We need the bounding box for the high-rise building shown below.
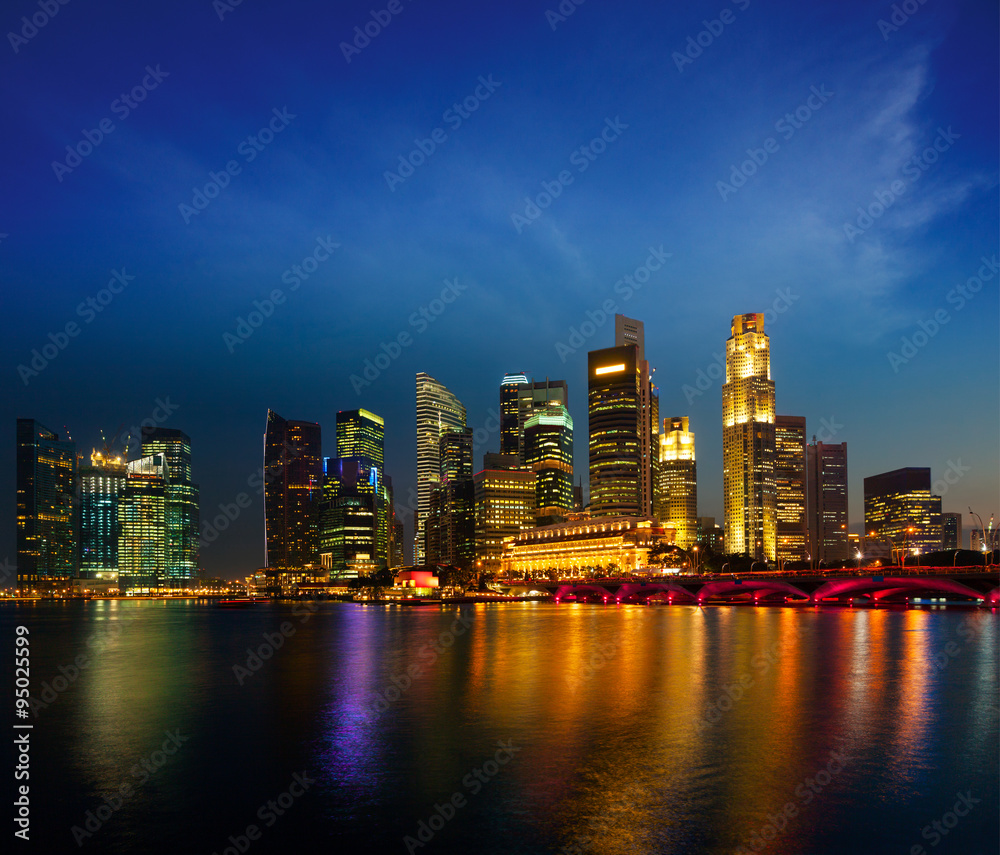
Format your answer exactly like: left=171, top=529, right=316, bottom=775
left=775, top=416, right=808, bottom=562
left=941, top=511, right=962, bottom=551
left=425, top=428, right=475, bottom=569
left=391, top=519, right=405, bottom=567
left=864, top=467, right=942, bottom=556
left=657, top=417, right=698, bottom=549
left=416, top=373, right=467, bottom=563
left=807, top=440, right=849, bottom=564
left=524, top=404, right=574, bottom=525
left=722, top=313, right=776, bottom=560
left=141, top=428, right=200, bottom=586
left=118, top=454, right=169, bottom=591
left=336, top=409, right=384, bottom=468
left=319, top=456, right=378, bottom=580
left=79, top=449, right=127, bottom=575
left=588, top=345, right=641, bottom=517
left=263, top=410, right=323, bottom=568
left=474, top=465, right=536, bottom=575
left=498, top=373, right=569, bottom=464
left=614, top=315, right=658, bottom=515
left=16, top=419, right=77, bottom=590
left=698, top=516, right=725, bottom=553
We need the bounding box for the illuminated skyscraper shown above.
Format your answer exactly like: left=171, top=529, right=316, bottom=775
left=118, top=454, right=168, bottom=591
left=336, top=409, right=384, bottom=468
left=588, top=345, right=641, bottom=517
left=775, top=416, right=808, bottom=562
left=142, top=428, right=200, bottom=586
left=263, top=410, right=323, bottom=568
left=474, top=466, right=536, bottom=574
left=722, top=313, right=776, bottom=560
left=498, top=373, right=568, bottom=464
left=807, top=440, right=849, bottom=563
left=524, top=404, right=574, bottom=525
left=319, top=457, right=377, bottom=580
left=864, top=467, right=941, bottom=555
left=79, top=449, right=127, bottom=575
left=15, top=419, right=77, bottom=590
left=614, top=315, right=658, bottom=515
left=426, top=428, right=475, bottom=569
left=657, top=417, right=698, bottom=549
left=415, top=373, right=467, bottom=562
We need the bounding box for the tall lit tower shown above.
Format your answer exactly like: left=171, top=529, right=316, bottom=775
left=588, top=345, right=641, bottom=517
left=722, top=313, right=776, bottom=560
left=657, top=417, right=697, bottom=549
left=524, top=404, right=574, bottom=524
left=416, top=373, right=467, bottom=563
left=808, top=439, right=849, bottom=563
left=142, top=428, right=200, bottom=586
left=774, top=416, right=808, bottom=562
left=15, top=419, right=77, bottom=591
left=499, top=373, right=528, bottom=457
left=118, top=453, right=169, bottom=590
left=615, top=315, right=658, bottom=515
left=79, top=448, right=127, bottom=575
left=263, top=410, right=323, bottom=568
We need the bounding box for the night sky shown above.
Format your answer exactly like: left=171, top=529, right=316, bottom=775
left=2, top=0, right=997, bottom=579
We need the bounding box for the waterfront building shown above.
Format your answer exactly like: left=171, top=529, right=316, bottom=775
left=775, top=416, right=808, bottom=562
left=524, top=404, right=574, bottom=525
left=656, top=417, right=698, bottom=549
left=941, top=511, right=962, bottom=551
left=263, top=410, right=323, bottom=568
left=118, top=454, right=169, bottom=591
left=807, top=439, right=849, bottom=563
left=79, top=449, right=127, bottom=576
left=425, top=427, right=475, bottom=569
left=474, top=465, right=536, bottom=575
left=614, top=315, right=658, bottom=516
left=722, top=313, right=776, bottom=560
left=864, top=467, right=942, bottom=556
left=499, top=373, right=568, bottom=464
left=15, top=419, right=77, bottom=591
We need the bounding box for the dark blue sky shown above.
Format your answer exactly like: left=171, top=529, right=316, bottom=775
left=2, top=0, right=997, bottom=577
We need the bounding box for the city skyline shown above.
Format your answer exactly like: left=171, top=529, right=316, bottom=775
left=2, top=0, right=997, bottom=579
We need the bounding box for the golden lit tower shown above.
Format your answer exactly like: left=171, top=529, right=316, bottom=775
left=657, top=417, right=698, bottom=549
left=722, top=313, right=776, bottom=561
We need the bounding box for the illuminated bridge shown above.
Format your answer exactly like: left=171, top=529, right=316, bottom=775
left=500, top=568, right=999, bottom=607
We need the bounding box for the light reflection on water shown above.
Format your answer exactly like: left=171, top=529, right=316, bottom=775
left=5, top=600, right=997, bottom=854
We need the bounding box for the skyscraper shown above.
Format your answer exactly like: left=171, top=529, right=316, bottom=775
left=524, top=404, right=574, bottom=525
left=334, top=408, right=389, bottom=566
left=614, top=315, right=658, bottom=515
left=142, top=427, right=200, bottom=586
left=657, top=417, right=698, bottom=549
left=474, top=465, right=536, bottom=575
left=15, top=419, right=77, bottom=591
left=425, top=427, right=475, bottom=569
left=722, top=313, right=776, bottom=561
left=775, top=416, right=808, bottom=562
left=498, top=373, right=568, bottom=464
left=319, top=456, right=378, bottom=579
left=415, top=373, right=467, bottom=563
left=263, top=410, right=323, bottom=568
left=118, top=454, right=168, bottom=591
left=864, top=467, right=942, bottom=556
left=588, top=345, right=641, bottom=517
left=807, top=439, right=849, bottom=563
left=79, top=448, right=127, bottom=575
left=941, top=511, right=962, bottom=551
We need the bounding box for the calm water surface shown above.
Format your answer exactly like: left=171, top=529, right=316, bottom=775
left=3, top=601, right=997, bottom=854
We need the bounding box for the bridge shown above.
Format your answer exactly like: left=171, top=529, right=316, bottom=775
left=497, top=567, right=999, bottom=607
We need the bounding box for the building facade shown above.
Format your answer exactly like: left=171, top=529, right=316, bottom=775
left=79, top=449, right=127, bottom=576
left=425, top=428, right=475, bottom=569
left=774, top=416, right=808, bottom=562
left=614, top=315, right=658, bottom=516
left=806, top=440, right=849, bottom=564
left=474, top=465, right=536, bottom=575
left=941, top=511, right=962, bottom=551
left=722, top=313, right=776, bottom=561
left=415, top=373, right=467, bottom=563
left=524, top=404, right=574, bottom=525
left=656, top=417, right=698, bottom=549
left=118, top=454, right=169, bottom=590
left=864, top=467, right=942, bottom=557
left=15, top=419, right=77, bottom=590
left=263, top=410, right=323, bottom=568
